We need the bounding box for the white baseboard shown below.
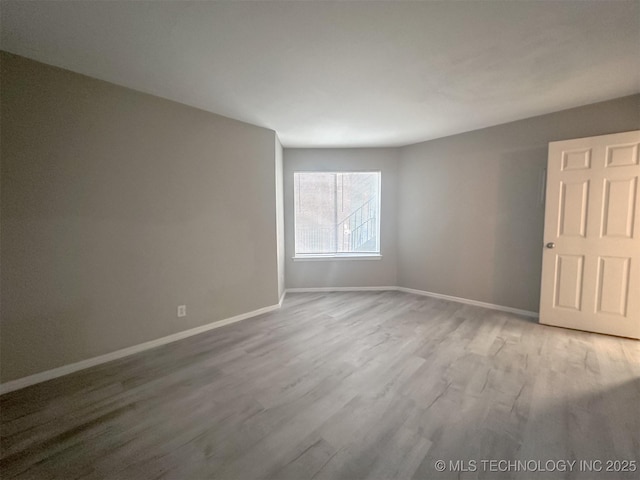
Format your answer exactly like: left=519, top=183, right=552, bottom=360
left=285, top=286, right=397, bottom=293
left=394, top=287, right=539, bottom=318
left=0, top=301, right=282, bottom=395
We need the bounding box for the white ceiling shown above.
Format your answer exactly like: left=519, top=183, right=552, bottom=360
left=2, top=1, right=639, bottom=147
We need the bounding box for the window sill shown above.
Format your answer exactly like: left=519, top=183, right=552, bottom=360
left=292, top=254, right=382, bottom=262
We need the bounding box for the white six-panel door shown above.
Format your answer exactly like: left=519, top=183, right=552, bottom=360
left=540, top=130, right=640, bottom=339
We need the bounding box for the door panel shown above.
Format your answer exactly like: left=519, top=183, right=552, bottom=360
left=540, top=130, right=640, bottom=339
left=562, top=148, right=592, bottom=170
left=595, top=256, right=630, bottom=316
left=553, top=255, right=584, bottom=311
left=606, top=143, right=639, bottom=167
left=601, top=177, right=636, bottom=238
left=558, top=180, right=589, bottom=237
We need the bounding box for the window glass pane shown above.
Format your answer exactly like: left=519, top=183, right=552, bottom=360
left=295, top=172, right=336, bottom=254
left=294, top=171, right=380, bottom=255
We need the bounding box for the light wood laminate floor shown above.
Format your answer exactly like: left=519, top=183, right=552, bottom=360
left=1, top=291, right=639, bottom=479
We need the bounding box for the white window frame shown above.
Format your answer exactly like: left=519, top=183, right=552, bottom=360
left=292, top=170, right=382, bottom=261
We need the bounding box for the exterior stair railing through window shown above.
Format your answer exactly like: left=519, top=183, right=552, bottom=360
left=336, top=196, right=377, bottom=252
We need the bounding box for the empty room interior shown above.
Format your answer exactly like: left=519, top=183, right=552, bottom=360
left=1, top=1, right=640, bottom=479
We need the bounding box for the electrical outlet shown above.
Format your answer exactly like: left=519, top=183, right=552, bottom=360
left=177, top=305, right=187, bottom=317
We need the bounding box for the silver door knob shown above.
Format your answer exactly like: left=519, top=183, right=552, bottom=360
left=546, top=242, right=555, bottom=249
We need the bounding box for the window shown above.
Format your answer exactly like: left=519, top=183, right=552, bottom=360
left=294, top=171, right=381, bottom=258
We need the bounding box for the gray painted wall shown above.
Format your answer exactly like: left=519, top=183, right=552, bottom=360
left=398, top=95, right=640, bottom=312
left=284, top=148, right=399, bottom=288
left=0, top=53, right=280, bottom=382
